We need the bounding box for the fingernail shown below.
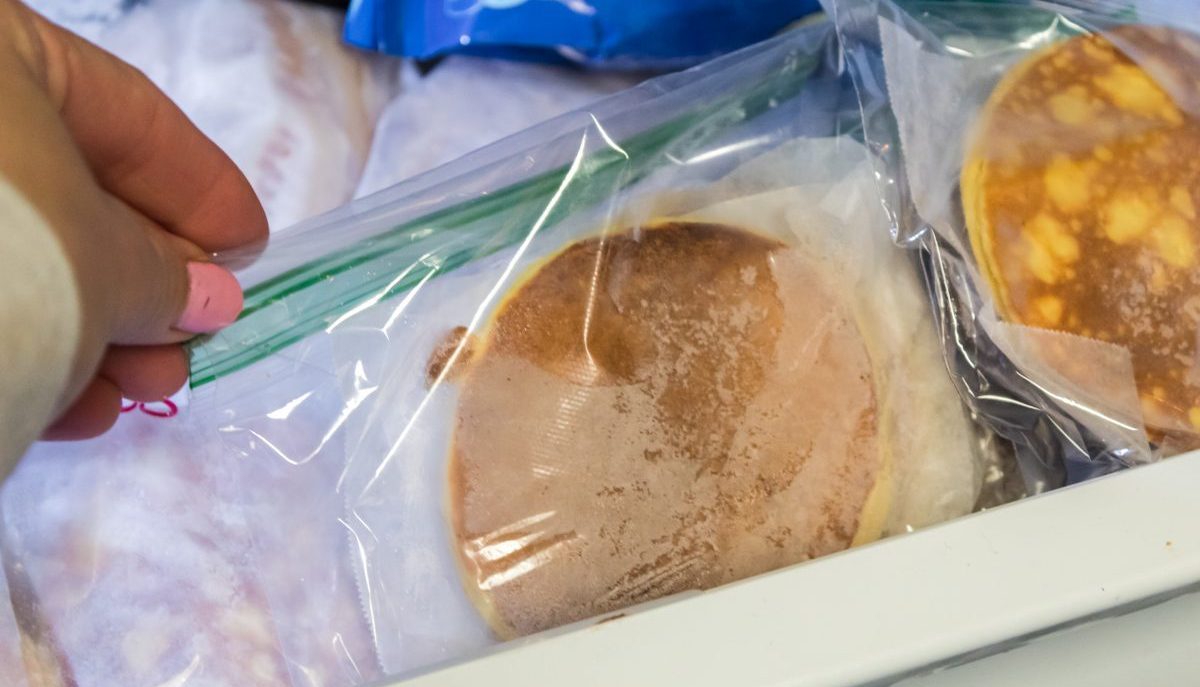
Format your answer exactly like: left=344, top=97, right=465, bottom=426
left=177, top=262, right=243, bottom=333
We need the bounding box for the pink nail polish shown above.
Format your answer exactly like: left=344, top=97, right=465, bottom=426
left=177, top=262, right=244, bottom=333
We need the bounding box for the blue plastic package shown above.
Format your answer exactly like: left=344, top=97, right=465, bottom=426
left=344, top=0, right=822, bottom=68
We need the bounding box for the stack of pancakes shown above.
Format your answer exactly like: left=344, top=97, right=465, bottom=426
left=962, top=25, right=1200, bottom=451
left=446, top=222, right=896, bottom=638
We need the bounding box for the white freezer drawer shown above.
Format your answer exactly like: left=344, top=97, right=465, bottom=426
left=382, top=451, right=1200, bottom=686
left=897, top=590, right=1200, bottom=686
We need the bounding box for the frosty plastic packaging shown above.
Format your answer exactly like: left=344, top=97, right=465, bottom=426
left=824, top=0, right=1200, bottom=490
left=191, top=20, right=993, bottom=680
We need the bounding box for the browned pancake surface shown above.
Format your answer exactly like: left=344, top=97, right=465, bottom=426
left=964, top=26, right=1200, bottom=446
left=449, top=222, right=881, bottom=638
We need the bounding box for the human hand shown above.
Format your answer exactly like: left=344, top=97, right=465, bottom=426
left=0, top=0, right=268, bottom=439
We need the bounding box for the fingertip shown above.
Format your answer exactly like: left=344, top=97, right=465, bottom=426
left=177, top=262, right=244, bottom=334
left=99, top=345, right=188, bottom=402
left=215, top=168, right=269, bottom=249
left=41, top=376, right=122, bottom=441
left=185, top=162, right=270, bottom=253
left=242, top=181, right=270, bottom=246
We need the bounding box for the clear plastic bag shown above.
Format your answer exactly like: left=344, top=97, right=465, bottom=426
left=354, top=57, right=640, bottom=198
left=192, top=21, right=991, bottom=681
left=823, top=0, right=1200, bottom=490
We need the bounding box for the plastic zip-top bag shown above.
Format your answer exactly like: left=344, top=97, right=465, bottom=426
left=823, top=0, right=1200, bottom=491
left=190, top=21, right=992, bottom=681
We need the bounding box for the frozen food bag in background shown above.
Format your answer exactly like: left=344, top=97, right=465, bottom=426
left=2, top=417, right=287, bottom=687
left=821, top=0, right=1200, bottom=489
left=191, top=21, right=990, bottom=681
left=1, top=408, right=380, bottom=687
left=27, top=0, right=400, bottom=229
left=355, top=58, right=641, bottom=197
left=345, top=0, right=821, bottom=68
left=0, top=549, right=29, bottom=687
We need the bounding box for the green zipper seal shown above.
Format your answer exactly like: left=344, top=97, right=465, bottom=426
left=188, top=48, right=822, bottom=388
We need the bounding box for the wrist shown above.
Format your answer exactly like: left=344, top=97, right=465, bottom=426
left=0, top=176, right=81, bottom=467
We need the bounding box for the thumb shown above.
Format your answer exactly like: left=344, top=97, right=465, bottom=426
left=104, top=199, right=244, bottom=345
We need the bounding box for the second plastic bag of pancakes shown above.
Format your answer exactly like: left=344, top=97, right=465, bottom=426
left=431, top=139, right=983, bottom=639
left=962, top=24, right=1200, bottom=454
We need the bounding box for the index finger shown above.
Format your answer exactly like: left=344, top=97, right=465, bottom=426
left=25, top=8, right=268, bottom=252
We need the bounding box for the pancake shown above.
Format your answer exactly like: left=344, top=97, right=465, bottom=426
left=447, top=221, right=885, bottom=638
left=963, top=25, right=1200, bottom=450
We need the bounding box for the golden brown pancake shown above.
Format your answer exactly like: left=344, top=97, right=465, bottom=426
left=963, top=25, right=1200, bottom=450
left=447, top=222, right=883, bottom=638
